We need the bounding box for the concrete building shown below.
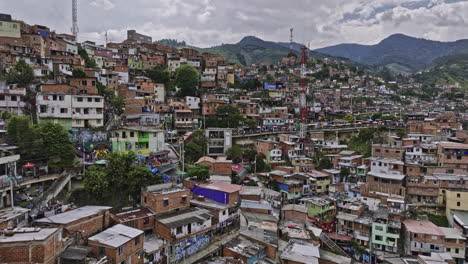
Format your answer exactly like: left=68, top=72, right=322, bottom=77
left=0, top=87, right=26, bottom=115
left=403, top=219, right=445, bottom=256
left=0, top=13, right=21, bottom=38
left=34, top=205, right=112, bottom=238
left=0, top=145, right=20, bottom=209
left=206, top=128, right=232, bottom=157
left=88, top=224, right=144, bottom=264
left=141, top=183, right=191, bottom=216
left=127, top=29, right=152, bottom=44
left=111, top=126, right=165, bottom=154
left=0, top=227, right=67, bottom=263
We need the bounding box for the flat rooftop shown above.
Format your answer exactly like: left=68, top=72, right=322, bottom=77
left=35, top=206, right=111, bottom=224
left=155, top=207, right=213, bottom=229
left=280, top=239, right=320, bottom=264
left=88, top=224, right=143, bottom=248
left=0, top=227, right=59, bottom=243
left=111, top=207, right=155, bottom=223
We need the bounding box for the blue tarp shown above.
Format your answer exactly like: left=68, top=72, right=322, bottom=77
left=190, top=185, right=229, bottom=204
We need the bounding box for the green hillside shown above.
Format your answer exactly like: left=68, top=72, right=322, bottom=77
left=415, top=53, right=468, bottom=89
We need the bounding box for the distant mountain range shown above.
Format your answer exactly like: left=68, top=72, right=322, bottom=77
left=155, top=36, right=328, bottom=66
left=314, top=34, right=468, bottom=72
left=156, top=34, right=468, bottom=77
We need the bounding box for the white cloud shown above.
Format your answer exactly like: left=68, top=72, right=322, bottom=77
left=0, top=0, right=466, bottom=49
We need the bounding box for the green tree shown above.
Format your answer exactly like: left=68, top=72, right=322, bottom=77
left=216, top=105, right=244, bottom=128
left=175, top=65, right=199, bottom=97
left=243, top=149, right=257, bottom=161
left=7, top=59, right=34, bottom=87
left=83, top=152, right=162, bottom=206
left=83, top=166, right=109, bottom=196
left=340, top=166, right=351, bottom=180
left=226, top=145, right=243, bottom=163
left=343, top=113, right=355, bottom=123
left=187, top=164, right=210, bottom=181
left=78, top=47, right=97, bottom=68
left=244, top=119, right=257, bottom=129
left=255, top=157, right=269, bottom=173
left=7, top=117, right=75, bottom=168
left=36, top=122, right=75, bottom=169
left=72, top=68, right=87, bottom=78
left=184, top=130, right=207, bottom=164
left=144, top=65, right=170, bottom=85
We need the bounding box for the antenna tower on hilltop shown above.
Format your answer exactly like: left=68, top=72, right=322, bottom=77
left=71, top=0, right=79, bottom=40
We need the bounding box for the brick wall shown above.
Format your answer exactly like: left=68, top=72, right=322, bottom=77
left=222, top=247, right=248, bottom=263
left=38, top=210, right=110, bottom=239
left=89, top=233, right=144, bottom=264
left=141, top=189, right=191, bottom=216
left=282, top=210, right=307, bottom=222
left=0, top=229, right=63, bottom=263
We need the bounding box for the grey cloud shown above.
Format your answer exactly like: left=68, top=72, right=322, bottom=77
left=0, top=0, right=466, bottom=49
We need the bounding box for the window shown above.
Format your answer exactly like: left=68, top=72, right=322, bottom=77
left=135, top=236, right=140, bottom=245
left=176, top=226, right=183, bottom=234
left=181, top=196, right=187, bottom=203
left=375, top=235, right=383, bottom=241
left=81, top=80, right=87, bottom=86
left=95, top=98, right=101, bottom=102
left=59, top=95, right=64, bottom=101
left=457, top=202, right=461, bottom=207
left=88, top=98, right=92, bottom=102
left=446, top=248, right=451, bottom=252
left=99, top=246, right=105, bottom=256
left=118, top=246, right=124, bottom=255
left=60, top=108, right=68, bottom=113
left=77, top=97, right=83, bottom=102
left=163, top=199, right=169, bottom=207
left=375, top=226, right=384, bottom=231
left=457, top=193, right=461, bottom=198
left=122, top=132, right=127, bottom=138
left=432, top=235, right=437, bottom=240
left=0, top=95, right=4, bottom=101
left=130, top=132, right=135, bottom=137
left=430, top=244, right=435, bottom=250
left=143, top=217, right=149, bottom=224
left=10, top=95, right=17, bottom=101
left=455, top=249, right=459, bottom=254
left=413, top=233, right=418, bottom=238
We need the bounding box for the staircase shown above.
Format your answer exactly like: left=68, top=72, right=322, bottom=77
left=319, top=232, right=350, bottom=257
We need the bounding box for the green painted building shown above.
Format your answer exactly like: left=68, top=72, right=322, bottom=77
left=111, top=126, right=165, bottom=155
left=304, top=197, right=335, bottom=220
left=371, top=221, right=400, bottom=254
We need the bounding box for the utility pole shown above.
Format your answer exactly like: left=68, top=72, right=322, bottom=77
left=105, top=31, right=108, bottom=46
left=82, top=138, right=86, bottom=177
left=7, top=162, right=15, bottom=209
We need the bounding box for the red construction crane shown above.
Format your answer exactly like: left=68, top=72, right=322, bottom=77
left=299, top=45, right=308, bottom=138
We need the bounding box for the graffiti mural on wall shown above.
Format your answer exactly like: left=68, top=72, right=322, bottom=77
left=71, top=130, right=111, bottom=163
left=173, top=232, right=212, bottom=262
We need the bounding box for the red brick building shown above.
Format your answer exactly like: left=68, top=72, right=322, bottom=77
left=35, top=206, right=111, bottom=239
left=89, top=224, right=144, bottom=264
left=110, top=207, right=155, bottom=232
left=141, top=183, right=191, bottom=216
left=0, top=227, right=67, bottom=263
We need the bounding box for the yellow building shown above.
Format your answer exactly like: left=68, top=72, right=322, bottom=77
left=0, top=19, right=21, bottom=38
left=308, top=170, right=331, bottom=194
left=442, top=189, right=468, bottom=217
left=227, top=73, right=235, bottom=84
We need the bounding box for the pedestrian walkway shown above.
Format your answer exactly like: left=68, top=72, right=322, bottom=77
left=180, top=229, right=240, bottom=264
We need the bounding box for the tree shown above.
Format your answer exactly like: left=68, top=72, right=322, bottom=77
left=215, top=105, right=244, bottom=128
left=187, top=164, right=210, bottom=181
left=72, top=68, right=87, bottom=78
left=78, top=47, right=97, bottom=68
left=184, top=130, right=207, bottom=164
left=83, top=152, right=162, bottom=206
left=343, top=113, right=355, bottom=123
left=83, top=166, right=109, bottom=196
left=144, top=65, right=170, bottom=85
left=7, top=59, right=34, bottom=87
left=243, top=149, right=257, bottom=161
left=340, top=167, right=351, bottom=180
left=36, top=122, right=75, bottom=169
left=175, top=65, right=199, bottom=97
left=244, top=119, right=257, bottom=129
left=255, top=157, right=269, bottom=173
left=226, top=145, right=243, bottom=163
left=7, top=117, right=75, bottom=167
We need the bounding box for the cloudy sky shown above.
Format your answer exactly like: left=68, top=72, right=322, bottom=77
left=1, top=0, right=467, bottom=49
